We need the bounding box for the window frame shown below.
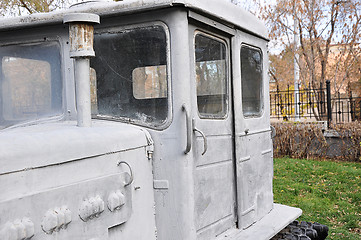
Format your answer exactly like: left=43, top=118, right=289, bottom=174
left=193, top=31, right=230, bottom=120
left=240, top=44, right=264, bottom=118
left=91, top=21, right=172, bottom=130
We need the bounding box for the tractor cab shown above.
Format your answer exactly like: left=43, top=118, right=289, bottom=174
left=0, top=1, right=301, bottom=240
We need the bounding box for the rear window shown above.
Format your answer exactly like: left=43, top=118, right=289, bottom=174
left=241, top=45, right=263, bottom=117
left=0, top=41, right=63, bottom=129
left=91, top=25, right=169, bottom=128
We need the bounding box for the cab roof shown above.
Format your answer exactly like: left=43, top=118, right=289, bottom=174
left=0, top=0, right=268, bottom=39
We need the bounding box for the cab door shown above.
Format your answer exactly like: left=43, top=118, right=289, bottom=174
left=233, top=32, right=274, bottom=229
left=189, top=27, right=237, bottom=240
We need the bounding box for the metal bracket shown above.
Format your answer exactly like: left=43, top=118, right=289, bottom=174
left=117, top=161, right=134, bottom=187
left=140, top=129, right=154, bottom=160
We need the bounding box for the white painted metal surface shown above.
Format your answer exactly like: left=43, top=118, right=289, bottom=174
left=0, top=121, right=156, bottom=239
left=189, top=26, right=237, bottom=239
left=215, top=204, right=302, bottom=240
left=0, top=0, right=268, bottom=40
left=0, top=1, right=302, bottom=239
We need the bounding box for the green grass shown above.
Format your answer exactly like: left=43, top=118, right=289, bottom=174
left=274, top=158, right=361, bottom=240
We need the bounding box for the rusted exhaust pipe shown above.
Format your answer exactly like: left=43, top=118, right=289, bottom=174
left=64, top=13, right=100, bottom=127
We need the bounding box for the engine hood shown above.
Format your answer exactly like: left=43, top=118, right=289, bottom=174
left=0, top=120, right=152, bottom=175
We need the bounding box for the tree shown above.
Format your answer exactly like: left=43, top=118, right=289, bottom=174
left=269, top=45, right=296, bottom=89
left=260, top=0, right=361, bottom=120
left=0, top=0, right=75, bottom=16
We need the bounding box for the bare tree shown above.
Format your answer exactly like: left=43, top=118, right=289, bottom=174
left=0, top=0, right=76, bottom=16
left=260, top=0, right=361, bottom=120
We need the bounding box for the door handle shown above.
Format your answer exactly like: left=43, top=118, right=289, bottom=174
left=182, top=104, right=192, bottom=154
left=192, top=119, right=208, bottom=155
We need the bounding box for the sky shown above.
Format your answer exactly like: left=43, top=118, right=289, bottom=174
left=228, top=0, right=276, bottom=13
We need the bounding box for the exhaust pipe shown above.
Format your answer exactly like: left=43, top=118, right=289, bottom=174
left=64, top=13, right=100, bottom=127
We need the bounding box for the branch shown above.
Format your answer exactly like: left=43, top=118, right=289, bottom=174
left=19, top=0, right=33, bottom=14
left=269, top=69, right=279, bottom=84
left=299, top=23, right=312, bottom=75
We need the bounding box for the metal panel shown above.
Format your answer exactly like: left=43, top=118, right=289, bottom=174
left=188, top=11, right=236, bottom=35
left=232, top=30, right=274, bottom=229
left=214, top=204, right=302, bottom=240
left=0, top=173, right=132, bottom=239
left=189, top=23, right=237, bottom=240
left=195, top=162, right=235, bottom=230
left=0, top=121, right=148, bottom=176
left=0, top=120, right=157, bottom=240
left=194, top=135, right=232, bottom=167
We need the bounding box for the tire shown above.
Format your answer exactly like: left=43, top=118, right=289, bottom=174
left=271, top=220, right=328, bottom=240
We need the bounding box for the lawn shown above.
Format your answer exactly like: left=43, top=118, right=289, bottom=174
left=273, top=158, right=361, bottom=240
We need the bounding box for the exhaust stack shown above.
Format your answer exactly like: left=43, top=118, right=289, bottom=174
left=64, top=13, right=100, bottom=127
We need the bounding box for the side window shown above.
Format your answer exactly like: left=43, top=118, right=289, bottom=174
left=91, top=25, right=169, bottom=127
left=194, top=33, right=228, bottom=118
left=241, top=45, right=263, bottom=117
left=0, top=41, right=63, bottom=129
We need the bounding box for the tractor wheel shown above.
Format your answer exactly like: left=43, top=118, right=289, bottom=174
left=271, top=220, right=329, bottom=240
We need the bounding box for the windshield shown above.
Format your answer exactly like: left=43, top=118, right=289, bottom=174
left=0, top=41, right=63, bottom=129
left=91, top=25, right=169, bottom=128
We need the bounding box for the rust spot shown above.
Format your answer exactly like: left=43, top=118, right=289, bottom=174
left=69, top=24, right=94, bottom=53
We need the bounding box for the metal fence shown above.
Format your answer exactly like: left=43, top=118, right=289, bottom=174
left=270, top=80, right=361, bottom=125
